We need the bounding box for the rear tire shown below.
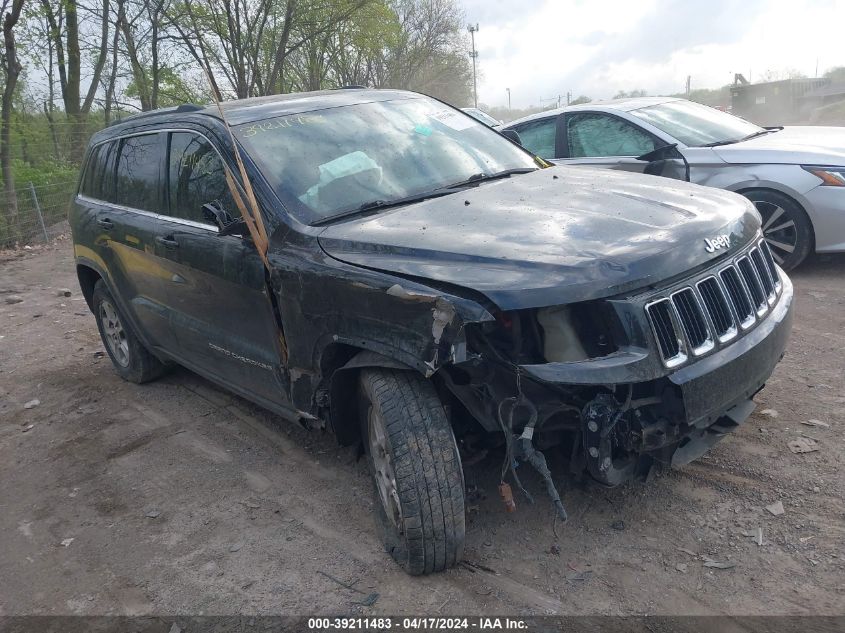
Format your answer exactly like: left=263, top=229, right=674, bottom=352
left=92, top=280, right=166, bottom=384
left=743, top=189, right=813, bottom=271
left=359, top=369, right=465, bottom=575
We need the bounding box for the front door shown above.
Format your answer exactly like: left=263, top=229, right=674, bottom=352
left=557, top=112, right=660, bottom=173
left=155, top=130, right=288, bottom=406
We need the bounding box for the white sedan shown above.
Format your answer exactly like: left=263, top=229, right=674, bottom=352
left=504, top=97, right=845, bottom=269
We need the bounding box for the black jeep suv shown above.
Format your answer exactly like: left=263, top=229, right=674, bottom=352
left=71, top=89, right=793, bottom=575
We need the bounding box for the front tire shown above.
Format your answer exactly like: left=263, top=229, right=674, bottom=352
left=743, top=189, right=813, bottom=271
left=359, top=369, right=465, bottom=575
left=92, top=280, right=166, bottom=384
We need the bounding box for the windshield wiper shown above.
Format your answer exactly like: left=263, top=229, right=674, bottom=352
left=311, top=168, right=538, bottom=227
left=701, top=127, right=781, bottom=148
left=441, top=167, right=537, bottom=189
left=311, top=189, right=460, bottom=226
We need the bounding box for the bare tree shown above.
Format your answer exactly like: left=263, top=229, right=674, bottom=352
left=1, top=0, right=25, bottom=238
left=39, top=0, right=111, bottom=161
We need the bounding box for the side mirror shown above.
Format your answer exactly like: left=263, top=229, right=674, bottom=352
left=500, top=128, right=523, bottom=145
left=202, top=202, right=246, bottom=237
left=636, top=143, right=691, bottom=182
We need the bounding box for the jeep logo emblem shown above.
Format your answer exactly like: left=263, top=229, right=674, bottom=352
left=704, top=235, right=731, bottom=253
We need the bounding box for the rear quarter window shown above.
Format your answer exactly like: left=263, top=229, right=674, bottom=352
left=80, top=141, right=117, bottom=200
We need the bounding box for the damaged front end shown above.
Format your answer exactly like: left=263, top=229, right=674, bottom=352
left=438, top=237, right=794, bottom=497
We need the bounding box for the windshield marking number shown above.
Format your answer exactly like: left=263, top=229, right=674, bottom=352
left=241, top=114, right=326, bottom=138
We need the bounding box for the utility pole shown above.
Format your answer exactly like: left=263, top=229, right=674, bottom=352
left=566, top=92, right=571, bottom=105
left=468, top=23, right=479, bottom=108
left=685, top=75, right=691, bottom=96
left=506, top=87, right=511, bottom=110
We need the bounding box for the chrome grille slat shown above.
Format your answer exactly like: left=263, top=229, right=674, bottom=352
left=737, top=256, right=767, bottom=313
left=760, top=240, right=782, bottom=290
left=697, top=276, right=737, bottom=342
left=720, top=265, right=755, bottom=327
left=671, top=288, right=713, bottom=354
left=750, top=247, right=776, bottom=301
left=646, top=299, right=686, bottom=366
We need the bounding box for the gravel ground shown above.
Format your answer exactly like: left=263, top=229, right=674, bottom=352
left=0, top=238, right=843, bottom=616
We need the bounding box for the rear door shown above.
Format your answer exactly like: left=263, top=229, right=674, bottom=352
left=507, top=116, right=559, bottom=161
left=80, top=133, right=178, bottom=351
left=155, top=130, right=288, bottom=405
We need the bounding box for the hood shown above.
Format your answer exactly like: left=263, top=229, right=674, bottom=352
left=714, top=126, right=845, bottom=165
left=317, top=167, right=760, bottom=310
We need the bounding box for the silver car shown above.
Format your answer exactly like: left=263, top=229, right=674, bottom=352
left=504, top=97, right=845, bottom=269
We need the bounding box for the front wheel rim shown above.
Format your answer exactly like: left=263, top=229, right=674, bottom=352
left=367, top=406, right=403, bottom=532
left=754, top=200, right=798, bottom=265
left=99, top=299, right=130, bottom=367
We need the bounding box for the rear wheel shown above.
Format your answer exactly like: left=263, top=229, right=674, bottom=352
left=359, top=369, right=465, bottom=575
left=92, top=280, right=166, bottom=384
left=743, top=189, right=813, bottom=271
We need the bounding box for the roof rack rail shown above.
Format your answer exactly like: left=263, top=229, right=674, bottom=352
left=175, top=103, right=205, bottom=112
left=334, top=85, right=367, bottom=90
left=108, top=103, right=206, bottom=126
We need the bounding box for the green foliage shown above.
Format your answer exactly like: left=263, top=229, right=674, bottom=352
left=125, top=66, right=211, bottom=107
left=0, top=159, right=79, bottom=247
left=10, top=158, right=78, bottom=188
left=570, top=95, right=591, bottom=105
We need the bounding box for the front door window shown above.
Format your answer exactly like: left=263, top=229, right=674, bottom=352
left=567, top=113, right=656, bottom=157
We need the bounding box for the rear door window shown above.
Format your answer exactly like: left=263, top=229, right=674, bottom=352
left=167, top=132, right=235, bottom=223
left=511, top=117, right=557, bottom=159
left=114, top=134, right=163, bottom=211
left=566, top=112, right=656, bottom=157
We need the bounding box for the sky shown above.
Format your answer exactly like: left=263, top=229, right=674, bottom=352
left=458, top=0, right=845, bottom=109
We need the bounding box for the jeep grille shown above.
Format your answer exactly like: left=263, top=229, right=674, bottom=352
left=646, top=238, right=781, bottom=368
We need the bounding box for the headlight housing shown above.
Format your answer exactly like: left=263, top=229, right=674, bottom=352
left=802, top=166, right=845, bottom=187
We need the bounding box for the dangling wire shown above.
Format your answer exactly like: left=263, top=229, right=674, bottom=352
left=496, top=367, right=534, bottom=503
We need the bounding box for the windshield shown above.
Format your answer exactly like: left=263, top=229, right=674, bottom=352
left=631, top=100, right=764, bottom=147
left=236, top=97, right=537, bottom=223
left=462, top=108, right=500, bottom=127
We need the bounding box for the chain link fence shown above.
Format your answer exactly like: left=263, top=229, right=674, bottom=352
left=0, top=114, right=111, bottom=249
left=0, top=179, right=80, bottom=248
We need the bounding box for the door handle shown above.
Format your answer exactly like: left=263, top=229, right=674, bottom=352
left=155, top=235, right=180, bottom=249
left=97, top=218, right=114, bottom=230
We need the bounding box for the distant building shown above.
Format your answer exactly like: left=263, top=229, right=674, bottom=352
left=799, top=82, right=845, bottom=110
left=731, top=77, right=829, bottom=125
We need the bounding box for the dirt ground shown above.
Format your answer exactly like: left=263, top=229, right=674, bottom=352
left=1, top=237, right=843, bottom=617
